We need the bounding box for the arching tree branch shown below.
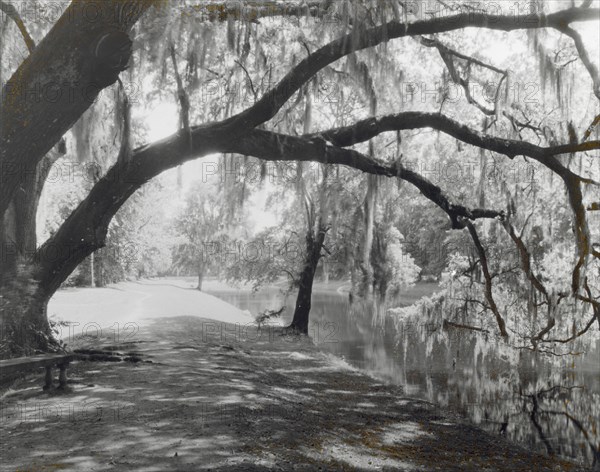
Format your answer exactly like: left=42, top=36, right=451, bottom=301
left=226, top=129, right=504, bottom=227
left=32, top=124, right=502, bottom=297
left=34, top=102, right=600, bottom=299
left=2, top=4, right=597, bottom=219
left=310, top=112, right=600, bottom=161
left=219, top=7, right=600, bottom=133
left=308, top=112, right=598, bottom=291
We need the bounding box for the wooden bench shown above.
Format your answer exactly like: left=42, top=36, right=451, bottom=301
left=0, top=354, right=75, bottom=390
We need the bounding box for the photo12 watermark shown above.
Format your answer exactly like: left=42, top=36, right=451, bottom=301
left=0, top=400, right=139, bottom=425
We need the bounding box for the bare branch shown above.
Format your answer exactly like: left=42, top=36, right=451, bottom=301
left=443, top=319, right=490, bottom=334
left=542, top=311, right=598, bottom=344
left=169, top=45, right=192, bottom=150
left=465, top=221, right=509, bottom=338
left=421, top=36, right=506, bottom=75
left=542, top=279, right=600, bottom=343
left=420, top=36, right=505, bottom=116
left=0, top=0, right=35, bottom=53
left=582, top=114, right=600, bottom=142
left=235, top=60, right=258, bottom=102
left=559, top=25, right=600, bottom=100
left=502, top=219, right=549, bottom=301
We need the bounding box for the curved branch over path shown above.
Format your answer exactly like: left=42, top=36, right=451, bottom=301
left=33, top=122, right=504, bottom=297
left=308, top=112, right=600, bottom=160
left=219, top=7, right=600, bottom=132
left=2, top=4, right=597, bottom=217
left=34, top=102, right=600, bottom=298
left=310, top=112, right=599, bottom=291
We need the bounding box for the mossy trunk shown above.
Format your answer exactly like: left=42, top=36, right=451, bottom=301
left=0, top=154, right=63, bottom=357
left=0, top=279, right=56, bottom=359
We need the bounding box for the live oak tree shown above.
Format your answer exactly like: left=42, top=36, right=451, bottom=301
left=1, top=0, right=599, bottom=354
left=0, top=0, right=160, bottom=353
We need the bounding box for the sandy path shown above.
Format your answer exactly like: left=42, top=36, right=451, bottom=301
left=0, top=312, right=588, bottom=471
left=47, top=280, right=255, bottom=342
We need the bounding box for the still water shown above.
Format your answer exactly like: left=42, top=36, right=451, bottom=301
left=208, top=283, right=600, bottom=469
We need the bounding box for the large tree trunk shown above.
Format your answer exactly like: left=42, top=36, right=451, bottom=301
left=0, top=151, right=63, bottom=355
left=1, top=0, right=154, bottom=355
left=0, top=181, right=40, bottom=285
left=0, top=175, right=39, bottom=284
left=0, top=202, right=17, bottom=287
left=0, top=152, right=60, bottom=283
left=0, top=272, right=56, bottom=358
left=288, top=225, right=327, bottom=334
left=0, top=0, right=155, bottom=217
left=21, top=291, right=54, bottom=354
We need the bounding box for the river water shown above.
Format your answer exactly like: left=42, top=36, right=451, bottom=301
left=207, top=283, right=600, bottom=469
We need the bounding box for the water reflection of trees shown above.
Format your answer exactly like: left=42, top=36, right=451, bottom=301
left=391, top=297, right=600, bottom=468
left=212, top=287, right=599, bottom=468
left=312, top=291, right=599, bottom=468
left=521, top=385, right=600, bottom=469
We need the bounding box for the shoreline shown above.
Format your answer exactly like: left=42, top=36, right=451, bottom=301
left=0, top=312, right=590, bottom=471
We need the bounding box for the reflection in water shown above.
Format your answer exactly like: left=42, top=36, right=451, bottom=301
left=208, top=285, right=600, bottom=469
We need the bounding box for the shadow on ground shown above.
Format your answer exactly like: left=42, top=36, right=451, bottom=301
left=0, top=317, right=590, bottom=471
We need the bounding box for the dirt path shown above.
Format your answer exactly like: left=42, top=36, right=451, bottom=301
left=0, top=316, right=589, bottom=472
left=48, top=280, right=254, bottom=331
